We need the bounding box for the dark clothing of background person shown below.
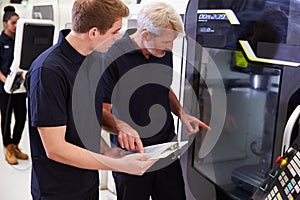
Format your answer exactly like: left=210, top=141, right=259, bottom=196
left=0, top=30, right=27, bottom=147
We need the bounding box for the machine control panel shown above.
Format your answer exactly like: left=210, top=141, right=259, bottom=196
left=251, top=145, right=300, bottom=200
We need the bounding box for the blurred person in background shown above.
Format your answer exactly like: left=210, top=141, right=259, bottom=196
left=0, top=5, right=28, bottom=165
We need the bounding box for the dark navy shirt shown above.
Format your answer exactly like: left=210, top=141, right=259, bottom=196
left=0, top=31, right=14, bottom=93
left=101, top=30, right=176, bottom=147
left=27, top=29, right=99, bottom=200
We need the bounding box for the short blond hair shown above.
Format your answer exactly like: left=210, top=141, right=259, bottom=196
left=137, top=2, right=185, bottom=36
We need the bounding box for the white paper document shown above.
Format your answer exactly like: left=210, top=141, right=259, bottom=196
left=143, top=141, right=188, bottom=159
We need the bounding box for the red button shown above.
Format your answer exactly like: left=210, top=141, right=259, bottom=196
left=276, top=156, right=282, bottom=163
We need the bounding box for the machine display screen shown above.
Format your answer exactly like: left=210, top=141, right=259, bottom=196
left=198, top=13, right=227, bottom=21
left=196, top=12, right=232, bottom=48
left=20, top=24, right=54, bottom=70
left=195, top=0, right=291, bottom=50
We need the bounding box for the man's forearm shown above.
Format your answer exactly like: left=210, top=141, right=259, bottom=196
left=0, top=70, right=6, bottom=83
left=169, top=89, right=184, bottom=118
left=102, top=108, right=119, bottom=134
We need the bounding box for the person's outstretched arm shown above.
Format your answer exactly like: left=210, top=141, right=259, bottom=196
left=169, top=89, right=211, bottom=135
left=38, top=125, right=154, bottom=175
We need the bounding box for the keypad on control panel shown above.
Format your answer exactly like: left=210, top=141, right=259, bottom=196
left=252, top=147, right=300, bottom=200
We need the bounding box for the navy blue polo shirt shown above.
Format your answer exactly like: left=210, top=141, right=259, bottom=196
left=27, top=29, right=99, bottom=200
left=0, top=31, right=14, bottom=93
left=101, top=30, right=176, bottom=147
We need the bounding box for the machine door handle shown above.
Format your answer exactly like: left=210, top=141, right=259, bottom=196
left=281, top=105, right=300, bottom=155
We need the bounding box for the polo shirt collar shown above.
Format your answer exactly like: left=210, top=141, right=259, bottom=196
left=1, top=30, right=14, bottom=42
left=58, top=29, right=86, bottom=64
left=119, top=29, right=162, bottom=58
left=120, top=29, right=138, bottom=54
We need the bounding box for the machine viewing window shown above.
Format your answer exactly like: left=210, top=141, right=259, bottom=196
left=187, top=47, right=281, bottom=198
left=32, top=5, right=54, bottom=20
